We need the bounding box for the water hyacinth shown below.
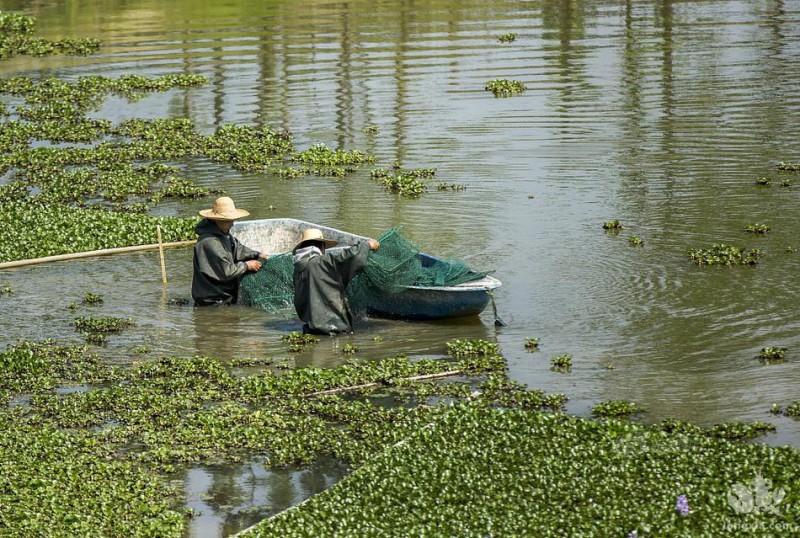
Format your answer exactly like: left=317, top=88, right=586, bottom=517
left=744, top=223, right=770, bottom=234
left=485, top=79, right=525, bottom=96
left=524, top=338, right=540, bottom=351
left=676, top=494, right=690, bottom=516
left=592, top=399, right=642, bottom=418
left=550, top=354, right=572, bottom=373
left=757, top=346, right=786, bottom=363
left=687, top=244, right=762, bottom=267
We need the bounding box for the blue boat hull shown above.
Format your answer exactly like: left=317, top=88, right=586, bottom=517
left=362, top=286, right=493, bottom=320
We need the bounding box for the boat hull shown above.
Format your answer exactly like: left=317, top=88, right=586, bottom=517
left=362, top=284, right=494, bottom=320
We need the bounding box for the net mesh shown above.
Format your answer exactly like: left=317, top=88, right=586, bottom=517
left=239, top=227, right=491, bottom=315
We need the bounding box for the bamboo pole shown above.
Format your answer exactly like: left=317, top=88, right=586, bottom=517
left=304, top=370, right=463, bottom=397
left=0, top=240, right=197, bottom=270
left=157, top=225, right=167, bottom=285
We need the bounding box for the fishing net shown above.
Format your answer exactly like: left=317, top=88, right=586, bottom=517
left=239, top=227, right=491, bottom=315
left=238, top=252, right=295, bottom=312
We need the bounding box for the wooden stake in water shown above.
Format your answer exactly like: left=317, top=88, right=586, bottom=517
left=157, top=225, right=167, bottom=285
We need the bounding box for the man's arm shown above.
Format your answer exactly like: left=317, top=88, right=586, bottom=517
left=197, top=238, right=256, bottom=282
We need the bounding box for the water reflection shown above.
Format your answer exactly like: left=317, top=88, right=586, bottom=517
left=184, top=457, right=348, bottom=538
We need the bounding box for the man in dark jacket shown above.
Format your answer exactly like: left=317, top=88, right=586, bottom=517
left=192, top=197, right=267, bottom=306
left=292, top=228, right=380, bottom=334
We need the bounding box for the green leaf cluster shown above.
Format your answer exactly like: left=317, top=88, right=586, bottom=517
left=687, top=244, right=762, bottom=266
left=0, top=11, right=101, bottom=60
left=757, top=346, right=786, bottom=364
left=592, top=399, right=642, bottom=417
left=247, top=402, right=800, bottom=537
left=485, top=78, right=525, bottom=96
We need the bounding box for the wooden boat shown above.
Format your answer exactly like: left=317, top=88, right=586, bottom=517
left=232, top=218, right=502, bottom=320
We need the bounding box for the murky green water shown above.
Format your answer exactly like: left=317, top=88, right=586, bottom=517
left=2, top=0, right=800, bottom=534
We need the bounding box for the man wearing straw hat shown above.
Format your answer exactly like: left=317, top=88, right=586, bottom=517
left=192, top=197, right=268, bottom=306
left=292, top=228, right=379, bottom=335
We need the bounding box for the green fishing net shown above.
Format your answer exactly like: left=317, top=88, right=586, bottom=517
left=239, top=228, right=491, bottom=315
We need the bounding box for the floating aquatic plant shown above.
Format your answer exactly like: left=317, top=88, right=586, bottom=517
left=0, top=12, right=101, bottom=60
left=342, top=343, right=359, bottom=354
left=744, top=223, right=770, bottom=234
left=705, top=421, right=776, bottom=441
left=781, top=179, right=792, bottom=187
left=0, top=202, right=198, bottom=263
left=370, top=167, right=436, bottom=196
left=280, top=331, right=320, bottom=352
left=550, top=354, right=572, bottom=373
left=497, top=32, right=518, bottom=43
left=592, top=399, right=642, bottom=417
left=777, top=161, right=800, bottom=172
left=658, top=418, right=775, bottom=441
left=83, top=332, right=108, bottom=346
left=524, top=338, right=540, bottom=351
left=687, top=244, right=761, bottom=266
left=485, top=79, right=525, bottom=96
left=0, top=286, right=11, bottom=295
left=82, top=293, right=103, bottom=305
left=73, top=316, right=132, bottom=334
left=446, top=339, right=500, bottom=358
left=754, top=177, right=771, bottom=186
left=757, top=346, right=786, bottom=364
left=628, top=235, right=643, bottom=246
left=247, top=401, right=800, bottom=537
left=602, top=220, right=624, bottom=231
left=381, top=173, right=427, bottom=196
left=435, top=182, right=466, bottom=191
left=784, top=401, right=800, bottom=417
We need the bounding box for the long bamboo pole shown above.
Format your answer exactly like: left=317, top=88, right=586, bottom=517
left=305, top=370, right=463, bottom=397
left=157, top=225, right=168, bottom=285
left=0, top=240, right=197, bottom=270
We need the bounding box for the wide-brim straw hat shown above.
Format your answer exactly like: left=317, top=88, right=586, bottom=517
left=293, top=228, right=338, bottom=253
left=199, top=196, right=250, bottom=221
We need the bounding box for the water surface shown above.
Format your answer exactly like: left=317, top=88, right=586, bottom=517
left=1, top=0, right=800, bottom=534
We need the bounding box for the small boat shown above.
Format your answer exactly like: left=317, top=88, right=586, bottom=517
left=232, top=218, right=502, bottom=320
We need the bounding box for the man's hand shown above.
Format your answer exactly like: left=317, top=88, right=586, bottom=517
left=367, top=238, right=380, bottom=251
left=245, top=260, right=262, bottom=272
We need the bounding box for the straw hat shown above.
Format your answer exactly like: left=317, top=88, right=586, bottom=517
left=293, top=228, right=338, bottom=253
left=199, top=197, right=250, bottom=221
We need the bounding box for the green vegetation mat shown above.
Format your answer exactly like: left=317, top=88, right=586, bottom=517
left=0, top=339, right=540, bottom=537
left=2, top=339, right=797, bottom=537
left=246, top=403, right=800, bottom=537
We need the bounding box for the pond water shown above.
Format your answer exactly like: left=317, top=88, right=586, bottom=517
left=1, top=0, right=800, bottom=535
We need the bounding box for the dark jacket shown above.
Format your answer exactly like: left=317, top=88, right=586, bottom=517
left=192, top=219, right=260, bottom=306
left=293, top=241, right=371, bottom=334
